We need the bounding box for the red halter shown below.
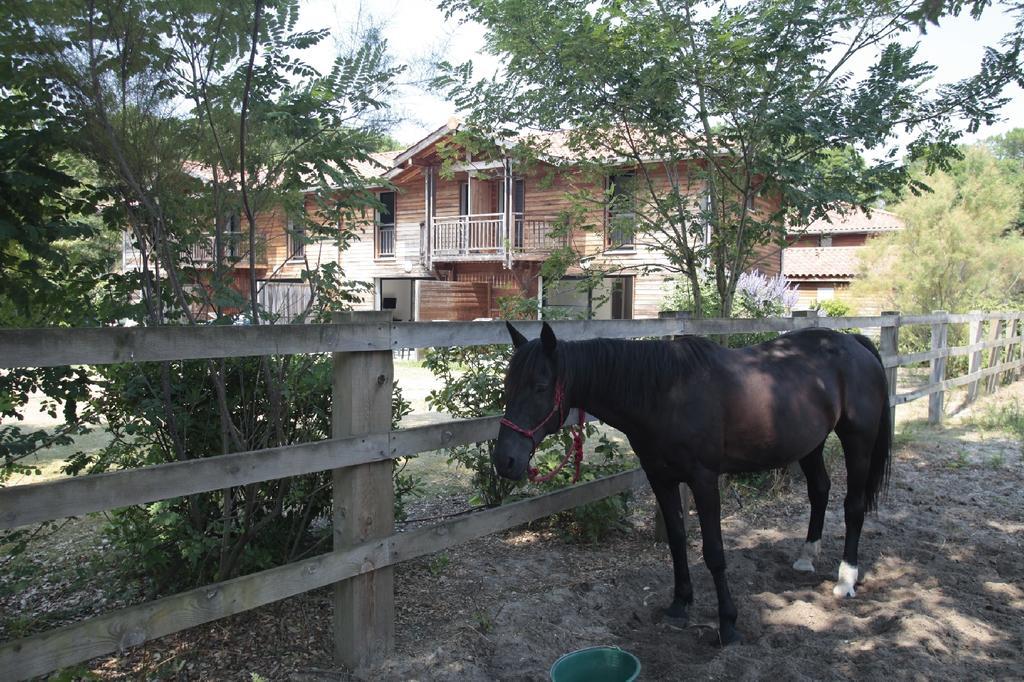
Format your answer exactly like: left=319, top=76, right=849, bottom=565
left=499, top=380, right=587, bottom=484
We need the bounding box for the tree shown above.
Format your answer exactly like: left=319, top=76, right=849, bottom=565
left=437, top=0, right=1021, bottom=317
left=851, top=144, right=1024, bottom=317
left=986, top=128, right=1024, bottom=232
left=1, top=0, right=405, bottom=586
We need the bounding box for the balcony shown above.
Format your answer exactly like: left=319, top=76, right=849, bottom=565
left=376, top=223, right=396, bottom=258
left=429, top=213, right=566, bottom=264
left=188, top=232, right=266, bottom=267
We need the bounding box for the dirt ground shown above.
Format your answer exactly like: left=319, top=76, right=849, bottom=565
left=4, top=372, right=1023, bottom=680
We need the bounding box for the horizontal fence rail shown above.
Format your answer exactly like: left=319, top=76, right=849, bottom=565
left=2, top=315, right=913, bottom=369
left=0, top=469, right=647, bottom=680
left=0, top=410, right=593, bottom=530
left=1, top=309, right=1022, bottom=680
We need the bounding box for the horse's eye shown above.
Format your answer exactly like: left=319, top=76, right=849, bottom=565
left=535, top=383, right=549, bottom=393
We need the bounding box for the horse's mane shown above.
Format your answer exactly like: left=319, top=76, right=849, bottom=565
left=507, top=335, right=719, bottom=410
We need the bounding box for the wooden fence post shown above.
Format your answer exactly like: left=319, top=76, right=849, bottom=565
left=331, top=310, right=395, bottom=669
left=985, top=317, right=1006, bottom=395
left=928, top=310, right=948, bottom=425
left=1006, top=317, right=1021, bottom=383
left=966, top=311, right=985, bottom=403
left=879, top=311, right=900, bottom=432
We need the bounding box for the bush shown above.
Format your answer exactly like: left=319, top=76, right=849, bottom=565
left=424, top=343, right=521, bottom=507
left=423, top=303, right=634, bottom=542
left=728, top=270, right=798, bottom=347
left=60, top=354, right=414, bottom=594
left=814, top=299, right=851, bottom=318
left=531, top=431, right=633, bottom=542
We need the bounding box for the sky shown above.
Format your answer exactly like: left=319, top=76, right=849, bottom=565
left=297, top=0, right=1024, bottom=150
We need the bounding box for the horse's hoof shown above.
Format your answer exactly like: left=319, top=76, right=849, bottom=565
left=833, top=560, right=858, bottom=598
left=662, top=601, right=690, bottom=626
left=719, top=626, right=742, bottom=646
left=793, top=540, right=819, bottom=573
left=832, top=583, right=856, bottom=598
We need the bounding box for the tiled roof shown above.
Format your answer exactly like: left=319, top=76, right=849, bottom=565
left=181, top=150, right=402, bottom=190
left=349, top=150, right=402, bottom=183
left=792, top=207, right=904, bottom=235
left=782, top=246, right=863, bottom=279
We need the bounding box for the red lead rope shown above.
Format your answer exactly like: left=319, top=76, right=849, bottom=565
left=499, top=380, right=587, bottom=484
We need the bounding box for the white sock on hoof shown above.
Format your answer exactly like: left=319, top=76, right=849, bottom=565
left=792, top=540, right=820, bottom=573
left=833, top=560, right=858, bottom=597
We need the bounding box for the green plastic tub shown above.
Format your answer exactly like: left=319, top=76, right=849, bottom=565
left=549, top=646, right=641, bottom=682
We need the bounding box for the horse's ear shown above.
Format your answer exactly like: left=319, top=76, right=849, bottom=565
left=541, top=321, right=557, bottom=357
left=506, top=321, right=528, bottom=349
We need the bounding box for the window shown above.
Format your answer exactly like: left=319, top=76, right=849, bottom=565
left=606, top=173, right=636, bottom=249
left=225, top=212, right=242, bottom=259
left=817, top=287, right=835, bottom=301
left=498, top=178, right=526, bottom=247
left=819, top=234, right=832, bottom=247
left=286, top=218, right=305, bottom=261
left=700, top=191, right=713, bottom=246
left=610, top=277, right=634, bottom=319
left=376, top=191, right=396, bottom=258
left=543, top=276, right=633, bottom=319
left=459, top=182, right=469, bottom=216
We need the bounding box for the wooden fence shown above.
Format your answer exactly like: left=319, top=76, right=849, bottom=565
left=1, top=310, right=1022, bottom=679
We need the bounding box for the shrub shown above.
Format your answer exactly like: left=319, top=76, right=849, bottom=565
left=60, top=354, right=414, bottom=593
left=424, top=342, right=521, bottom=507
left=729, top=270, right=799, bottom=347
left=531, top=430, right=634, bottom=542
left=423, top=302, right=634, bottom=541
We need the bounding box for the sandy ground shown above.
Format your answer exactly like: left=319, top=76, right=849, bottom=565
left=364, top=429, right=1024, bottom=681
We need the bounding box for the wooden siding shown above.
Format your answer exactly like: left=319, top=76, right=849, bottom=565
left=751, top=243, right=783, bottom=277
left=257, top=200, right=339, bottom=281
left=337, top=181, right=433, bottom=310
left=418, top=281, right=491, bottom=320
left=255, top=150, right=788, bottom=321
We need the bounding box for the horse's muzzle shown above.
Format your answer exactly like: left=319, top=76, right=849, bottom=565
left=493, top=428, right=531, bottom=480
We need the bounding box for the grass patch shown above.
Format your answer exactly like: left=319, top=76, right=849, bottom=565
left=947, top=449, right=970, bottom=469
left=971, top=398, right=1024, bottom=441
left=402, top=450, right=474, bottom=498
left=5, top=427, right=113, bottom=485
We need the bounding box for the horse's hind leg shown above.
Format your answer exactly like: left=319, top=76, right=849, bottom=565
left=690, top=470, right=740, bottom=645
left=793, top=441, right=830, bottom=573
left=834, top=429, right=872, bottom=597
left=648, top=477, right=693, bottom=623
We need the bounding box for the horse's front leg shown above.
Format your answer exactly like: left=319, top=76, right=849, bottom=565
left=691, top=469, right=740, bottom=645
left=648, top=477, right=693, bottom=624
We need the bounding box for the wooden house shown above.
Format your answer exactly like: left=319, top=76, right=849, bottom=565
left=329, top=120, right=781, bottom=321
left=122, top=120, right=789, bottom=321
left=779, top=208, right=904, bottom=310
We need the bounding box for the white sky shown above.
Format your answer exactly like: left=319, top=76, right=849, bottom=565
left=297, top=0, right=1023, bottom=149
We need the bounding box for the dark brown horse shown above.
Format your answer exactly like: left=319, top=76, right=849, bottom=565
left=495, top=322, right=891, bottom=645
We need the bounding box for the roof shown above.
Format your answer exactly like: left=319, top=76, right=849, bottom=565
left=389, top=119, right=461, bottom=170
left=348, top=150, right=402, bottom=184
left=782, top=246, right=863, bottom=279
left=793, top=207, right=904, bottom=235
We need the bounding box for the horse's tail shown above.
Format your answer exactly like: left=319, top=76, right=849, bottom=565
left=853, top=333, right=892, bottom=513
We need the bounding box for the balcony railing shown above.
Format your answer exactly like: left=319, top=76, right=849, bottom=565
left=188, top=232, right=264, bottom=266
left=376, top=223, right=396, bottom=258
left=430, top=212, right=565, bottom=263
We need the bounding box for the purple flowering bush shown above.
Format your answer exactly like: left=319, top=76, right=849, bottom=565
left=735, top=270, right=800, bottom=318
